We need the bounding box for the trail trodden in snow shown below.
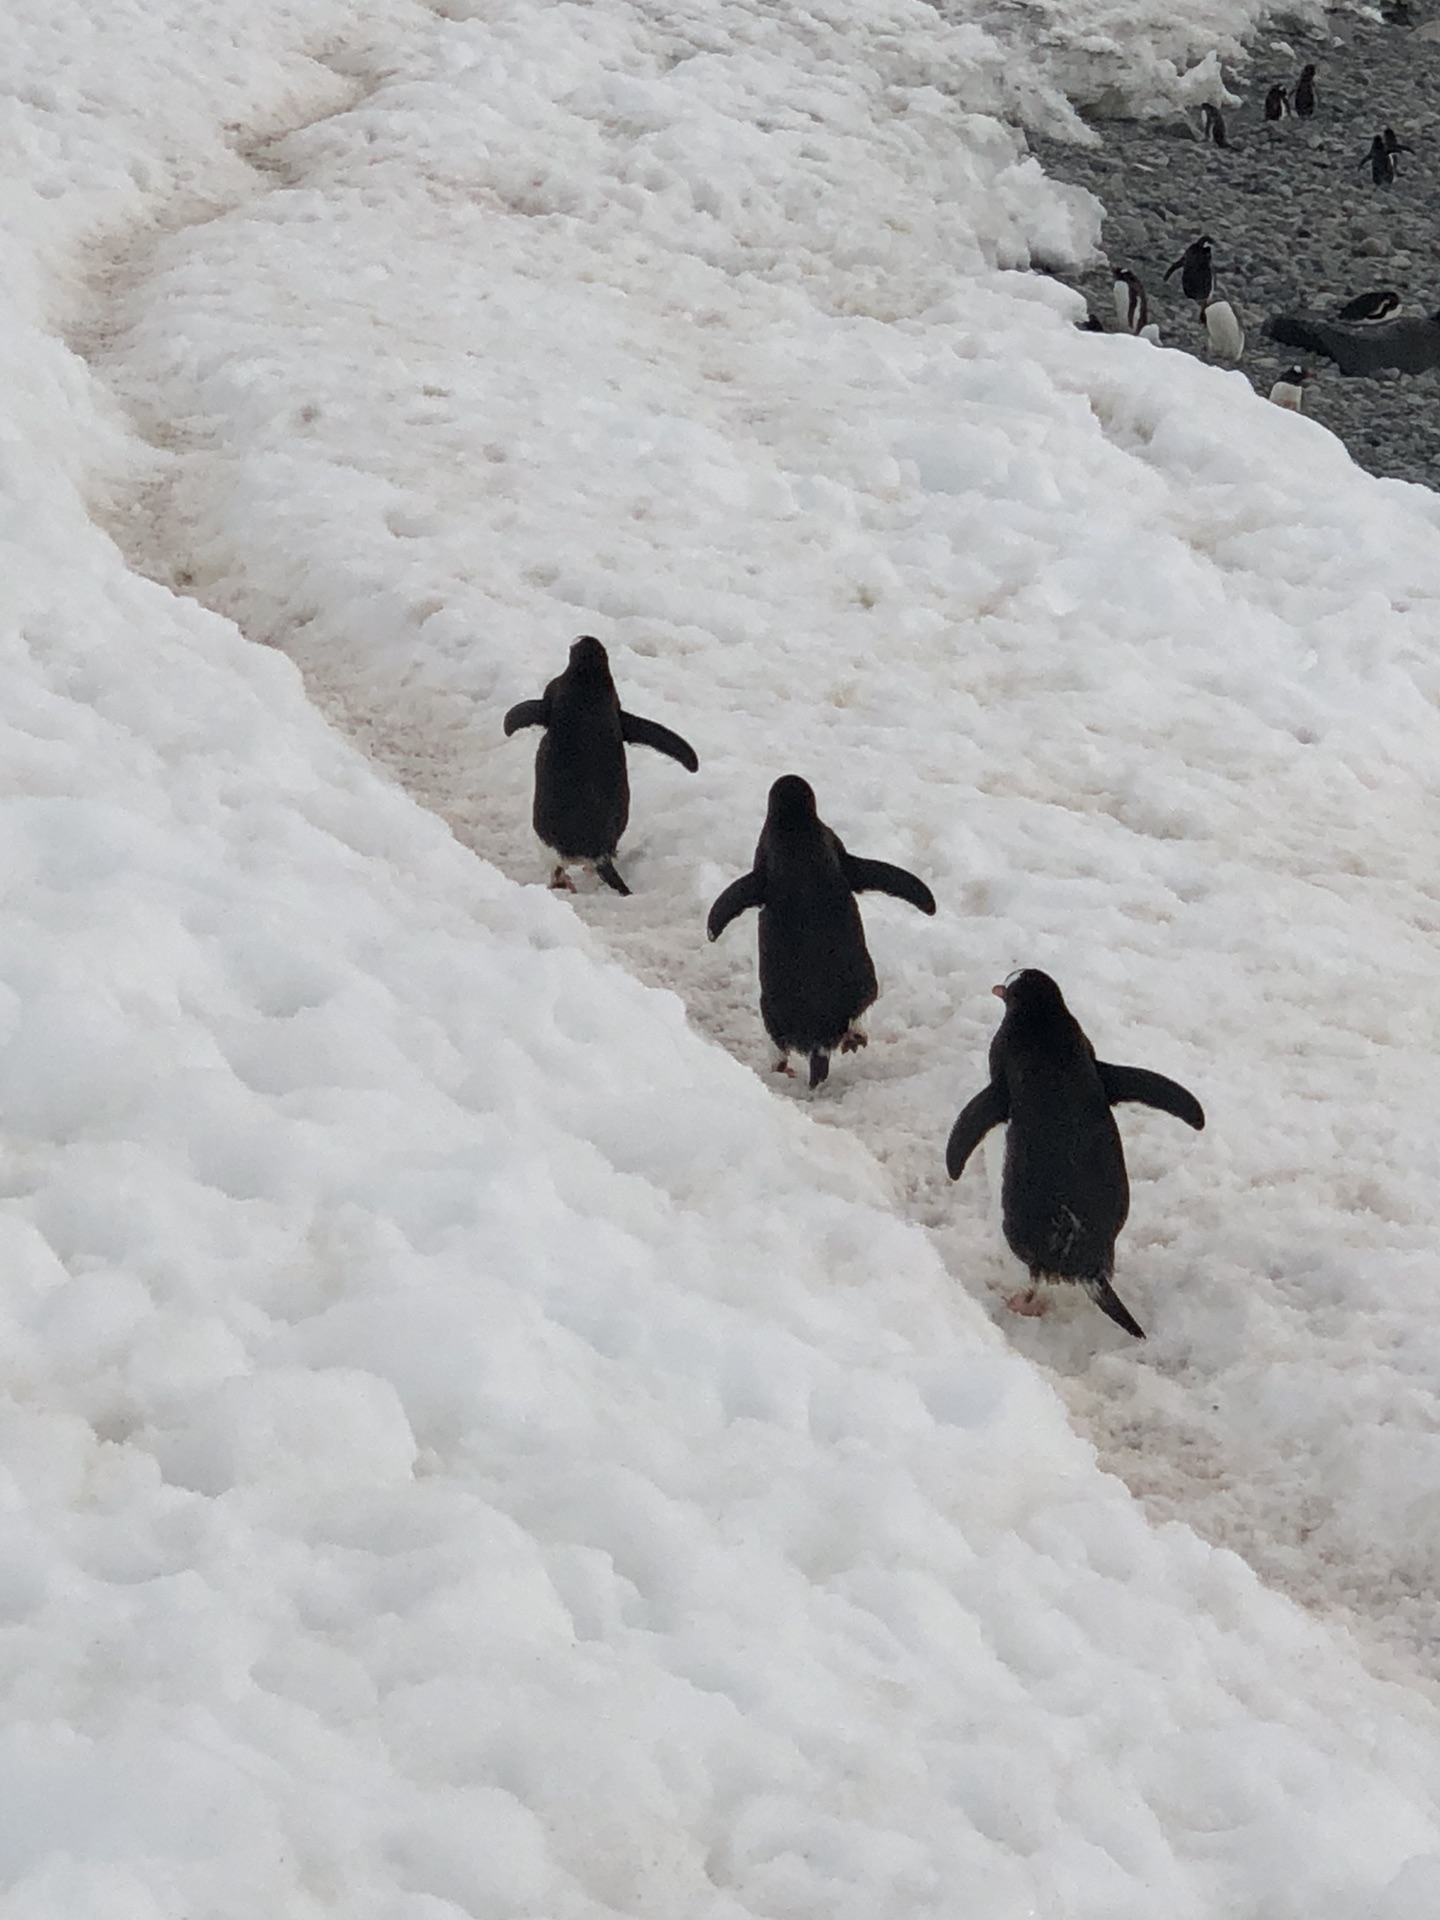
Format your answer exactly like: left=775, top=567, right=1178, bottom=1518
left=11, top=0, right=1440, bottom=1913
left=85, top=0, right=1440, bottom=1694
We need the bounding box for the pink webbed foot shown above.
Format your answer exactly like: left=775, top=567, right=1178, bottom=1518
left=1004, top=1286, right=1049, bottom=1319
left=838, top=1027, right=868, bottom=1055
left=549, top=865, right=577, bottom=892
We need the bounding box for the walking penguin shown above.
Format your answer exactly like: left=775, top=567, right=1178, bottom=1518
left=1163, top=235, right=1215, bottom=304
left=707, top=775, right=936, bottom=1089
left=1200, top=103, right=1229, bottom=147
left=1361, top=133, right=1397, bottom=186
left=503, top=635, right=698, bottom=895
left=1202, top=296, right=1245, bottom=362
left=1294, top=63, right=1317, bottom=118
left=944, top=970, right=1205, bottom=1338
left=1264, top=84, right=1289, bottom=121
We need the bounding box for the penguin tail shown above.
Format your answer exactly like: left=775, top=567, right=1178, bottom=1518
left=1079, top=1274, right=1146, bottom=1340
left=808, top=1049, right=831, bottom=1090
left=595, top=858, right=631, bottom=897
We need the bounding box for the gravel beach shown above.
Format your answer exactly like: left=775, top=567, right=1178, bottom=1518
left=1029, top=6, right=1440, bottom=489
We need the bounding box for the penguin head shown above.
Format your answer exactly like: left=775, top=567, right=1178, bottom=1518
left=567, top=635, right=613, bottom=680
left=1299, top=63, right=1315, bottom=78
left=992, top=969, right=1068, bottom=1021
left=1195, top=234, right=1215, bottom=252
left=1280, top=365, right=1312, bottom=385
left=767, top=775, right=819, bottom=828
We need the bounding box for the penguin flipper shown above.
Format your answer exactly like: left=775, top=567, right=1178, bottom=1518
left=842, top=856, right=937, bottom=916
left=1163, top=257, right=1183, bottom=281
left=1079, top=1274, right=1146, bottom=1340
left=1098, top=1062, right=1205, bottom=1130
left=706, top=870, right=763, bottom=942
left=503, top=698, right=548, bottom=736
left=945, top=1082, right=1008, bottom=1180
left=620, top=711, right=699, bottom=772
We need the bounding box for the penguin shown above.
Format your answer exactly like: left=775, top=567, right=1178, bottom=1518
left=944, top=970, right=1205, bottom=1339
left=1269, top=364, right=1314, bottom=410
left=1112, top=268, right=1149, bottom=334
left=1264, top=84, right=1289, bottom=120
left=1163, top=235, right=1215, bottom=304
left=706, top=775, right=936, bottom=1090
left=1361, top=134, right=1397, bottom=185
left=1294, top=63, right=1316, bottom=118
left=1383, top=126, right=1413, bottom=173
left=1335, top=288, right=1400, bottom=322
left=1077, top=310, right=1106, bottom=332
left=1139, top=322, right=1162, bottom=346
left=1201, top=296, right=1245, bottom=362
left=503, top=635, right=698, bottom=895
left=1200, top=103, right=1229, bottom=147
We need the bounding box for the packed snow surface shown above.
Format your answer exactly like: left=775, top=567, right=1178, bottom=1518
left=4, top=0, right=1440, bottom=1914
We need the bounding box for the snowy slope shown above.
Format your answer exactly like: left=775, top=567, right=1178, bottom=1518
left=2, top=0, right=1440, bottom=1916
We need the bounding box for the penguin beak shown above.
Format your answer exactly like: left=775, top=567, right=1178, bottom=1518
left=992, top=983, right=1008, bottom=1002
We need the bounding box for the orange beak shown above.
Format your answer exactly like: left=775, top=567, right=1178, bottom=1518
left=992, top=983, right=1007, bottom=1001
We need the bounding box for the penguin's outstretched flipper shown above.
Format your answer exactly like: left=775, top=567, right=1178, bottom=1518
left=594, top=858, right=631, bottom=897
left=1098, top=1063, right=1205, bottom=1130
left=706, top=870, right=764, bottom=941
left=1079, top=1273, right=1146, bottom=1340
left=841, top=856, right=938, bottom=916
left=620, top=712, right=700, bottom=771
left=945, top=1082, right=1009, bottom=1180
left=502, top=698, right=548, bottom=734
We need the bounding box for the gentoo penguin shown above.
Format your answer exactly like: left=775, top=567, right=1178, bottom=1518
left=706, top=775, right=936, bottom=1090
left=944, top=970, right=1205, bottom=1339
left=1294, top=63, right=1316, bottom=118
left=1200, top=103, right=1229, bottom=147
left=503, top=635, right=698, bottom=895
left=1264, top=84, right=1289, bottom=120
left=1361, top=134, right=1397, bottom=185
left=1202, top=296, right=1245, bottom=362
left=1112, top=268, right=1149, bottom=334
left=1163, top=235, right=1215, bottom=304
left=1383, top=125, right=1413, bottom=171
left=1077, top=310, right=1106, bottom=332
left=1269, top=365, right=1314, bottom=410
left=1335, top=288, right=1400, bottom=322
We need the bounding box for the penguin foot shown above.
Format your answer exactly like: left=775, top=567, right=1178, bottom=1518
left=807, top=1049, right=831, bottom=1090
left=1004, top=1285, right=1050, bottom=1319
left=772, top=1054, right=796, bottom=1077
left=594, top=858, right=631, bottom=897
left=838, top=1027, right=868, bottom=1054
left=549, top=865, right=577, bottom=892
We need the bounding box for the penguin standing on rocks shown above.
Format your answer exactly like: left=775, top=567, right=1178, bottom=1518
left=944, top=970, right=1205, bottom=1339
left=1264, top=84, right=1289, bottom=120
left=1112, top=268, right=1149, bottom=334
left=1200, top=103, right=1229, bottom=147
left=1361, top=133, right=1398, bottom=186
left=1294, top=63, right=1317, bottom=118
left=1202, top=296, right=1245, bottom=362
left=1163, top=235, right=1215, bottom=304
left=1335, top=288, right=1400, bottom=322
left=503, top=635, right=698, bottom=895
left=1269, top=365, right=1314, bottom=410
left=707, top=775, right=936, bottom=1090
left=1383, top=126, right=1413, bottom=173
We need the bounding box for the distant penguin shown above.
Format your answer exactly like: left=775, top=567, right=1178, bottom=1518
left=1294, top=63, right=1317, bottom=118
left=1112, top=267, right=1149, bottom=334
left=1200, top=103, right=1229, bottom=147
left=944, top=970, right=1205, bottom=1339
left=1139, top=322, right=1162, bottom=345
left=1202, top=296, right=1245, bottom=362
left=1269, top=365, right=1314, bottom=410
left=1361, top=133, right=1397, bottom=185
left=1163, top=235, right=1215, bottom=304
left=1078, top=310, right=1106, bottom=332
left=503, top=635, right=698, bottom=895
left=1335, top=288, right=1400, bottom=322
left=1264, top=84, right=1289, bottom=120
left=706, top=775, right=936, bottom=1090
left=1383, top=125, right=1413, bottom=173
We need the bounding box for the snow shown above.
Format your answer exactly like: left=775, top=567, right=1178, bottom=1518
left=3, top=0, right=1440, bottom=1913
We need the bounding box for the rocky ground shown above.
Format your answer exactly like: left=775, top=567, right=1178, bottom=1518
left=1029, top=6, right=1440, bottom=488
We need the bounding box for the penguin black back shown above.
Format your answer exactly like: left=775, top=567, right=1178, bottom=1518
left=707, top=776, right=935, bottom=1089
left=1336, top=288, right=1400, bottom=322
left=1264, top=84, right=1288, bottom=121
left=1200, top=103, right=1229, bottom=147
left=503, top=635, right=698, bottom=895
left=944, top=970, right=1204, bottom=1339
left=1294, top=63, right=1316, bottom=118
left=1362, top=134, right=1397, bottom=186
left=1163, top=235, right=1215, bottom=305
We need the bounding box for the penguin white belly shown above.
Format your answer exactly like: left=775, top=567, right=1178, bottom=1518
left=1203, top=299, right=1245, bottom=362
